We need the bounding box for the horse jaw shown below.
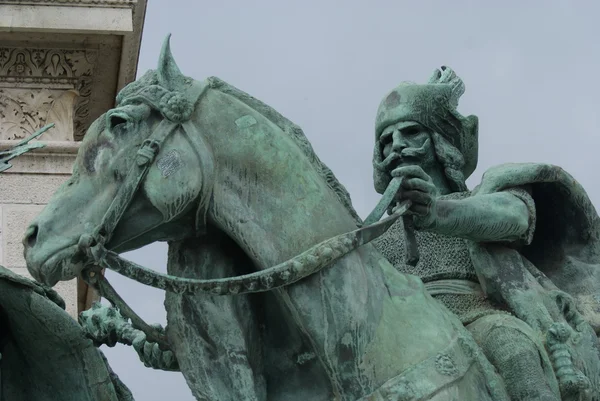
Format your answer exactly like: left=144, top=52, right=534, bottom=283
left=23, top=178, right=117, bottom=286
left=25, top=174, right=198, bottom=287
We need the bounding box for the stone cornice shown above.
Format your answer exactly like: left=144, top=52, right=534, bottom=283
left=117, top=0, right=146, bottom=92
left=0, top=3, right=133, bottom=34
left=0, top=0, right=136, bottom=8
left=0, top=1, right=147, bottom=131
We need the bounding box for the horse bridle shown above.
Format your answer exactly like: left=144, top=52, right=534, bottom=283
left=79, top=80, right=208, bottom=347
left=78, top=79, right=416, bottom=349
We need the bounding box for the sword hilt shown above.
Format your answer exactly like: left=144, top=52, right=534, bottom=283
left=402, top=213, right=419, bottom=267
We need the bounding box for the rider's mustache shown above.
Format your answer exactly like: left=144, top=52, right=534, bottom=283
left=375, top=137, right=432, bottom=171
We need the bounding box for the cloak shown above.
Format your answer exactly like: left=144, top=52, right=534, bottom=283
left=471, top=162, right=600, bottom=332
left=469, top=162, right=600, bottom=395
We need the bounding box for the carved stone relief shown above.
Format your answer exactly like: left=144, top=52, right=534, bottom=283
left=0, top=88, right=78, bottom=140
left=0, top=47, right=96, bottom=140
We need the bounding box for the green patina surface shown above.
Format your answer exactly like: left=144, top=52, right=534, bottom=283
left=1, top=38, right=598, bottom=400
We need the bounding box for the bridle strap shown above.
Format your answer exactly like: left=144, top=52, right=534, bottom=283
left=98, top=120, right=176, bottom=241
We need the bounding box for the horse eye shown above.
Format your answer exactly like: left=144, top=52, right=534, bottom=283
left=109, top=116, right=128, bottom=132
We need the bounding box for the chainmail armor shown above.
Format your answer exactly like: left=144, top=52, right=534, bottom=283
left=373, top=189, right=536, bottom=324
left=373, top=191, right=477, bottom=284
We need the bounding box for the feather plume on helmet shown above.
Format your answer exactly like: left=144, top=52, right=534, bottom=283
left=373, top=66, right=478, bottom=194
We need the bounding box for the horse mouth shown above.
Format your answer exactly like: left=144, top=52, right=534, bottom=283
left=31, top=244, right=84, bottom=286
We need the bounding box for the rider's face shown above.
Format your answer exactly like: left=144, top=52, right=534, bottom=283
left=379, top=121, right=435, bottom=172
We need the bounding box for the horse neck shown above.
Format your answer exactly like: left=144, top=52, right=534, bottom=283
left=199, top=89, right=358, bottom=269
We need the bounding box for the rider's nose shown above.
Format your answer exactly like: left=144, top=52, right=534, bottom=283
left=23, top=224, right=39, bottom=249
left=391, top=131, right=407, bottom=153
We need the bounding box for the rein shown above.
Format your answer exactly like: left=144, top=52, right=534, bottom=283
left=78, top=79, right=414, bottom=350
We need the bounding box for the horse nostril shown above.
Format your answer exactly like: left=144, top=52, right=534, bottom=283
left=24, top=224, right=39, bottom=248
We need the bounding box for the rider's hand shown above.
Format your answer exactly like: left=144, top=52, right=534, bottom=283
left=390, top=165, right=438, bottom=229
left=132, top=326, right=179, bottom=372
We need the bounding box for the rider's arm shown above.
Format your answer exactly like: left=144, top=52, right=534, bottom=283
left=423, top=186, right=536, bottom=244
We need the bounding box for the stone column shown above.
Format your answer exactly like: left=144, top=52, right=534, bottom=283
left=0, top=140, right=79, bottom=313
left=0, top=0, right=147, bottom=317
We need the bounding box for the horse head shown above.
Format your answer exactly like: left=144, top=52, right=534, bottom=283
left=23, top=33, right=367, bottom=291
left=24, top=36, right=215, bottom=286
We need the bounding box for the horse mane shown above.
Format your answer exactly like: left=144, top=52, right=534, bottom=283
left=116, top=70, right=362, bottom=225
left=207, top=77, right=362, bottom=226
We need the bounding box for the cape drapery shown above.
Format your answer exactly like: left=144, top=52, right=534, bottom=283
left=467, top=162, right=600, bottom=397
left=470, top=163, right=600, bottom=333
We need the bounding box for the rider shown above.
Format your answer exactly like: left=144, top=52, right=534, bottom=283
left=370, top=66, right=598, bottom=401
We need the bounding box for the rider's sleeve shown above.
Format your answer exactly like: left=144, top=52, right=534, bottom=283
left=502, top=185, right=536, bottom=246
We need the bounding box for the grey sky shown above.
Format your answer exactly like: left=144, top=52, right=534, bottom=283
left=100, top=1, right=600, bottom=399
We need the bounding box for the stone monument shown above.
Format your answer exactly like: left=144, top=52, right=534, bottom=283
left=0, top=30, right=594, bottom=399
left=0, top=0, right=147, bottom=316
left=19, top=37, right=600, bottom=400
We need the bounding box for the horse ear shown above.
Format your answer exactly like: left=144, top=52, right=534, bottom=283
left=157, top=34, right=187, bottom=92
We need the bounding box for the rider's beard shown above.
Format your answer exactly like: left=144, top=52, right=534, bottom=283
left=374, top=137, right=433, bottom=173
